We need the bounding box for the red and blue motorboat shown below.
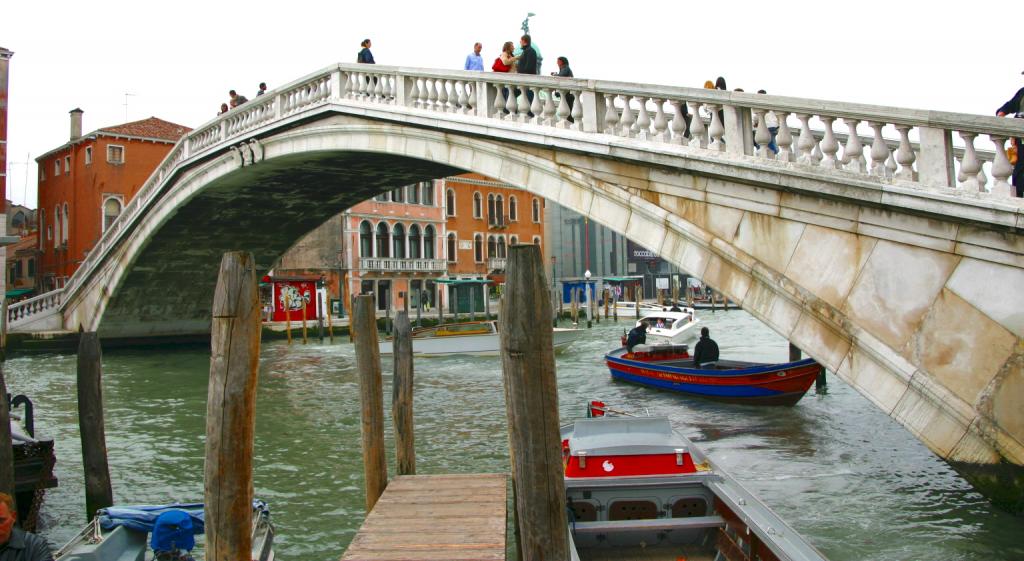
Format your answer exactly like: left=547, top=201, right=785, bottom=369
left=605, top=344, right=821, bottom=406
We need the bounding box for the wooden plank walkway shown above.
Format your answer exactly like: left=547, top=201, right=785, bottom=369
left=341, top=473, right=507, bottom=561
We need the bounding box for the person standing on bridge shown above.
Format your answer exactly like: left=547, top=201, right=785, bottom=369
left=357, top=39, right=375, bottom=64
left=516, top=35, right=538, bottom=75
left=996, top=73, right=1024, bottom=197
left=464, top=43, right=484, bottom=71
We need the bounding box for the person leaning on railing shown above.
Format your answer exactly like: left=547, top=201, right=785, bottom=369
left=995, top=72, right=1024, bottom=197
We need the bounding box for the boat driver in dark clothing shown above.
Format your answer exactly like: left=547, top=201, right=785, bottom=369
left=692, top=327, right=720, bottom=367
left=625, top=320, right=649, bottom=352
left=0, top=493, right=53, bottom=561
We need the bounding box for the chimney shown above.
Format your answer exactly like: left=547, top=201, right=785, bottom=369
left=70, top=108, right=83, bottom=140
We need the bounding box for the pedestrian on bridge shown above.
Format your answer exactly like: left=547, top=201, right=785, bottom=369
left=464, top=43, right=484, bottom=71
left=996, top=73, right=1024, bottom=196
left=357, top=39, right=375, bottom=64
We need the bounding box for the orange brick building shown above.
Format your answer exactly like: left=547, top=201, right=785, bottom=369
left=35, top=112, right=190, bottom=290
left=443, top=173, right=544, bottom=308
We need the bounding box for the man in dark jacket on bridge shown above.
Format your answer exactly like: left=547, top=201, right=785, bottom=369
left=692, top=327, right=720, bottom=367
left=625, top=320, right=648, bottom=352
left=996, top=73, right=1024, bottom=197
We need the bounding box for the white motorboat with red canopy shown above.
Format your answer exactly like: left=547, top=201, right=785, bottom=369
left=562, top=402, right=829, bottom=561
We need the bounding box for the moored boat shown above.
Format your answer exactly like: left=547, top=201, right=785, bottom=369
left=564, top=402, right=829, bottom=561
left=379, top=320, right=583, bottom=357
left=8, top=393, right=58, bottom=532
left=605, top=344, right=820, bottom=406
left=627, top=308, right=700, bottom=345
left=54, top=500, right=274, bottom=561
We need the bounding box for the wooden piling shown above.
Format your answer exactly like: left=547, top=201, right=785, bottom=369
left=327, top=305, right=334, bottom=343
left=672, top=276, right=679, bottom=306
left=352, top=295, right=388, bottom=512
left=77, top=331, right=114, bottom=519
left=392, top=312, right=416, bottom=475
left=0, top=364, right=14, bottom=496
left=284, top=293, right=293, bottom=345
left=635, top=287, right=641, bottom=319
left=1, top=298, right=8, bottom=360
left=205, top=251, right=261, bottom=561
left=499, top=244, right=569, bottom=561
left=438, top=286, right=445, bottom=326
left=613, top=289, right=618, bottom=321
left=301, top=297, right=308, bottom=344
left=416, top=287, right=423, bottom=328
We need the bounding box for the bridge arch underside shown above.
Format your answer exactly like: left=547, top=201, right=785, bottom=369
left=75, top=118, right=1023, bottom=510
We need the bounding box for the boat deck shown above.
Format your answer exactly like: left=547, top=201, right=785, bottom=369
left=576, top=544, right=716, bottom=561
left=340, top=473, right=507, bottom=561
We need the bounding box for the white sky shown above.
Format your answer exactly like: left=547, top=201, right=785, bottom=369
left=3, top=0, right=1021, bottom=209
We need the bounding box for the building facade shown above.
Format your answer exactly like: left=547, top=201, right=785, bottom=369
left=35, top=112, right=189, bottom=290
left=6, top=232, right=37, bottom=298
left=544, top=203, right=628, bottom=282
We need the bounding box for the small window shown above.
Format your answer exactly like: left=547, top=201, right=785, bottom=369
left=391, top=187, right=404, bottom=204
left=510, top=235, right=519, bottom=246
left=102, top=197, right=123, bottom=232
left=64, top=156, right=71, bottom=174
left=447, top=233, right=457, bottom=263
left=27, top=258, right=35, bottom=278
left=532, top=198, right=541, bottom=223
left=532, top=235, right=541, bottom=246
left=509, top=196, right=518, bottom=221
left=107, top=145, right=125, bottom=164
left=422, top=181, right=435, bottom=206
left=474, top=234, right=483, bottom=262
left=473, top=192, right=483, bottom=219
left=408, top=183, right=421, bottom=205
left=39, top=167, right=45, bottom=181
left=54, top=160, right=61, bottom=175
left=85, top=146, right=93, bottom=165
left=445, top=189, right=455, bottom=216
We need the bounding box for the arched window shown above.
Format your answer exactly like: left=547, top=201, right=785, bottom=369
left=375, top=222, right=390, bottom=258
left=447, top=233, right=457, bottom=263
left=487, top=194, right=496, bottom=223
left=424, top=225, right=436, bottom=259
left=532, top=198, right=541, bottom=222
left=102, top=198, right=122, bottom=232
left=496, top=195, right=504, bottom=224
left=392, top=223, right=406, bottom=258
left=509, top=196, right=518, bottom=221
left=533, top=236, right=541, bottom=246
left=510, top=235, right=519, bottom=246
left=474, top=234, right=483, bottom=262
left=62, top=203, right=69, bottom=243
left=473, top=192, right=483, bottom=219
left=359, top=221, right=373, bottom=257
left=422, top=181, right=435, bottom=206
left=498, top=236, right=507, bottom=258
left=409, top=225, right=422, bottom=259
left=54, top=205, right=61, bottom=248
left=446, top=189, right=456, bottom=216
left=487, top=235, right=496, bottom=258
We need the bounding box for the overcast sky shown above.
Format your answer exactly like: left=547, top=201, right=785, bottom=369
left=3, top=0, right=1021, bottom=209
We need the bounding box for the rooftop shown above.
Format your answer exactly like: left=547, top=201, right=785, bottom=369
left=98, top=117, right=191, bottom=142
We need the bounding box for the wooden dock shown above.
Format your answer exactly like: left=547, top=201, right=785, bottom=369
left=341, top=473, right=507, bottom=561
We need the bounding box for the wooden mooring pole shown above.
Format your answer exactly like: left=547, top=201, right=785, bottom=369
left=205, top=251, right=261, bottom=561
left=327, top=305, right=334, bottom=343
left=499, top=244, right=569, bottom=561
left=77, top=331, right=113, bottom=519
left=392, top=311, right=416, bottom=475
left=352, top=295, right=388, bottom=511
left=0, top=364, right=14, bottom=496
left=301, top=297, right=309, bottom=344
left=284, top=294, right=293, bottom=345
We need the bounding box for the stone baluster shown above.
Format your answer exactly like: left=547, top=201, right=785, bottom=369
left=618, top=95, right=637, bottom=137
left=383, top=76, right=394, bottom=100
left=373, top=75, right=384, bottom=101
left=505, top=84, right=519, bottom=119
left=989, top=136, right=1014, bottom=197
left=669, top=100, right=687, bottom=145
left=795, top=114, right=815, bottom=164
left=753, top=109, right=772, bottom=159
left=868, top=122, right=890, bottom=177
left=554, top=90, right=570, bottom=127
left=456, top=81, right=468, bottom=113
left=543, top=89, right=557, bottom=126
left=425, top=78, right=437, bottom=110
left=843, top=118, right=866, bottom=172
left=894, top=125, right=917, bottom=180
left=635, top=96, right=652, bottom=139
left=516, top=86, right=532, bottom=121
left=529, top=87, right=543, bottom=122
left=956, top=132, right=981, bottom=190
left=819, top=116, right=839, bottom=169
left=652, top=99, right=669, bottom=142
left=494, top=83, right=508, bottom=117
left=412, top=79, right=425, bottom=109
left=604, top=95, right=620, bottom=134
left=688, top=102, right=707, bottom=149
left=466, top=82, right=476, bottom=114
left=708, top=105, right=725, bottom=151
left=775, top=112, right=793, bottom=162
left=977, top=164, right=989, bottom=193
left=436, top=79, right=449, bottom=112
left=569, top=91, right=583, bottom=130
left=885, top=150, right=898, bottom=178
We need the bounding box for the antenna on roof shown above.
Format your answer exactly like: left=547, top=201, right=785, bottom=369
left=123, top=92, right=136, bottom=121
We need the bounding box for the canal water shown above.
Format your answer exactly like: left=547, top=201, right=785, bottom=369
left=5, top=310, right=1021, bottom=561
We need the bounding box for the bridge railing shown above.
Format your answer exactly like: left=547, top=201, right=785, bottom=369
left=7, top=289, right=64, bottom=327
left=48, top=62, right=1024, bottom=327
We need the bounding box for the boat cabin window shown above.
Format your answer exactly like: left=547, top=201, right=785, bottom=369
left=608, top=500, right=659, bottom=521
left=671, top=497, right=708, bottom=518
left=568, top=500, right=598, bottom=522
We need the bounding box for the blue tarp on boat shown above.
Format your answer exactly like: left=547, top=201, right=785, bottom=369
left=97, top=500, right=269, bottom=534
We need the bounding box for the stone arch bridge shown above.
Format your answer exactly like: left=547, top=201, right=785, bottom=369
left=9, top=63, right=1024, bottom=509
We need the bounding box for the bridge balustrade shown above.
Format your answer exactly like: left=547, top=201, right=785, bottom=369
left=358, top=257, right=447, bottom=272
left=6, top=289, right=64, bottom=327
left=21, top=63, right=1024, bottom=332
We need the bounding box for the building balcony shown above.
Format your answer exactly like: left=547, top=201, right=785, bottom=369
left=359, top=257, right=447, bottom=272
left=487, top=257, right=507, bottom=271
left=487, top=215, right=508, bottom=230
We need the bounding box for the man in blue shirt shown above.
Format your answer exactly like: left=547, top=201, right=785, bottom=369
left=464, top=43, right=484, bottom=71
